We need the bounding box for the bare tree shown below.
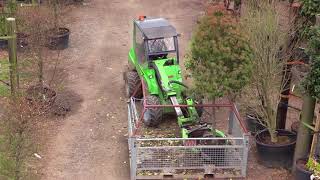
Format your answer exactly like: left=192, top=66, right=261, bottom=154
left=240, top=1, right=287, bottom=143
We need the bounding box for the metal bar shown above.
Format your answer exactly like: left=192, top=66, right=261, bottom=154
left=170, top=96, right=183, bottom=116
left=231, top=104, right=248, bottom=133
left=0, top=35, right=15, bottom=40
left=137, top=166, right=242, bottom=171
left=137, top=145, right=244, bottom=149
left=241, top=134, right=249, bottom=176
left=133, top=108, right=146, bottom=136
left=228, top=110, right=234, bottom=135
left=145, top=103, right=233, bottom=108
left=136, top=175, right=244, bottom=180
left=136, top=137, right=244, bottom=141
left=130, top=138, right=137, bottom=180
left=309, top=107, right=320, bottom=158
left=128, top=104, right=133, bottom=137
left=18, top=3, right=38, bottom=7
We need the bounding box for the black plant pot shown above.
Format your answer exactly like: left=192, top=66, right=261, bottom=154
left=293, top=47, right=310, bottom=64
left=295, top=159, right=313, bottom=180
left=255, top=129, right=297, bottom=168
left=0, top=39, right=8, bottom=49
left=48, top=27, right=70, bottom=50
left=245, top=114, right=265, bottom=134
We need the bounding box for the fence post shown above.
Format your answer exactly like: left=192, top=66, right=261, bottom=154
left=242, top=134, right=249, bottom=177
left=6, top=17, right=19, bottom=97
left=228, top=109, right=234, bottom=135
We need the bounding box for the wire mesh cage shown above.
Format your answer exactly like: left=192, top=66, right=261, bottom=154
left=127, top=95, right=249, bottom=180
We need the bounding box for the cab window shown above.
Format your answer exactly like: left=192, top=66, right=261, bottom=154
left=135, top=25, right=145, bottom=63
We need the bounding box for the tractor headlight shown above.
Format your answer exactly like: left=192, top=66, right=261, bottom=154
left=178, top=70, right=181, bottom=74
left=149, top=75, right=153, bottom=79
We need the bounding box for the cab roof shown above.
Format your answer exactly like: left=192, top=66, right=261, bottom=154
left=135, top=17, right=178, bottom=39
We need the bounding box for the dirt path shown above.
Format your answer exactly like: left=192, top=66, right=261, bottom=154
left=41, top=1, right=204, bottom=179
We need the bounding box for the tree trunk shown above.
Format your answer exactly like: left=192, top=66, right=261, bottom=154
left=277, top=64, right=292, bottom=129
left=293, top=94, right=316, bottom=171
left=269, top=129, right=278, bottom=143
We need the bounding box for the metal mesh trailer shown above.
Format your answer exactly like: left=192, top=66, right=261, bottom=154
left=127, top=97, right=250, bottom=180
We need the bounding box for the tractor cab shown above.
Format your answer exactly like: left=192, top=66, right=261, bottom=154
left=133, top=17, right=179, bottom=65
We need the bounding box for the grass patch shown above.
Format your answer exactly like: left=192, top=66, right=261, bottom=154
left=0, top=100, right=38, bottom=180
left=0, top=59, right=11, bottom=97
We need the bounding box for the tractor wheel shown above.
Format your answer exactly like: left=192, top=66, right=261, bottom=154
left=143, top=95, right=163, bottom=127
left=125, top=71, right=142, bottom=98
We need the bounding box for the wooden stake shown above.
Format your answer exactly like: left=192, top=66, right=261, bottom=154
left=309, top=105, right=320, bottom=159
left=6, top=17, right=18, bottom=97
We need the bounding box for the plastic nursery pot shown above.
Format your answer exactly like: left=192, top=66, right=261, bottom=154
left=295, top=158, right=313, bottom=180
left=245, top=113, right=265, bottom=134
left=255, top=129, right=297, bottom=168
left=292, top=47, right=310, bottom=64
left=48, top=27, right=70, bottom=50
left=0, top=38, right=8, bottom=49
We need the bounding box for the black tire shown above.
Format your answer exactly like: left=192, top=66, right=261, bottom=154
left=143, top=95, right=163, bottom=127
left=125, top=71, right=142, bottom=98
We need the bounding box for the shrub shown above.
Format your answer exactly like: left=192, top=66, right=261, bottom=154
left=185, top=10, right=252, bottom=100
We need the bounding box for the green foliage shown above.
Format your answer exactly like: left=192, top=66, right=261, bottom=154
left=307, top=157, right=320, bottom=175
left=0, top=59, right=11, bottom=97
left=0, top=0, right=18, bottom=36
left=0, top=14, right=7, bottom=36
left=185, top=13, right=253, bottom=100
left=304, top=26, right=320, bottom=99
left=0, top=136, right=15, bottom=180
left=296, top=0, right=320, bottom=39
left=300, top=0, right=320, bottom=17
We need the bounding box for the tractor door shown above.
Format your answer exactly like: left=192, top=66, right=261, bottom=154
left=134, top=24, right=146, bottom=64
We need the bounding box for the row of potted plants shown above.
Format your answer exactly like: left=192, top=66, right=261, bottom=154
left=244, top=0, right=320, bottom=178
left=0, top=0, right=70, bottom=51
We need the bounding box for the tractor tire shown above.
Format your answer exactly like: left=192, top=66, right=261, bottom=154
left=125, top=71, right=142, bottom=98
left=143, top=95, right=163, bottom=127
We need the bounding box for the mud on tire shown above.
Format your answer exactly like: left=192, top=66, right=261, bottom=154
left=143, top=95, right=163, bottom=127
left=125, top=71, right=142, bottom=98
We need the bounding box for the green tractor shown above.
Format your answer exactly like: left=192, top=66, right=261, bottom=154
left=125, top=16, right=224, bottom=139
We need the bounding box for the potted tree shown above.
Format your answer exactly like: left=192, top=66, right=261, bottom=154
left=18, top=6, right=57, bottom=113
left=48, top=0, right=70, bottom=50
left=186, top=7, right=253, bottom=130
left=240, top=1, right=297, bottom=168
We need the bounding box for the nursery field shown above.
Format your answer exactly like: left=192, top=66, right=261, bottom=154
left=0, top=0, right=319, bottom=180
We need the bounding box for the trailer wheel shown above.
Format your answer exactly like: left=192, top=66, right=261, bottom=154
left=125, top=71, right=142, bottom=98
left=143, top=95, right=163, bottom=127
